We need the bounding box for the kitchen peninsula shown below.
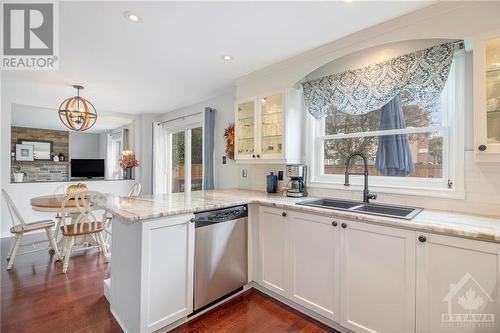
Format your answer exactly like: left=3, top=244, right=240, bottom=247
left=105, top=189, right=500, bottom=333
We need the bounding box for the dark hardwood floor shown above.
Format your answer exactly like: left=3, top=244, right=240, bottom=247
left=1, top=234, right=337, bottom=333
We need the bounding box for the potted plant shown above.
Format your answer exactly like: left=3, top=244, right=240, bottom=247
left=119, top=153, right=139, bottom=179
left=12, top=165, right=25, bottom=182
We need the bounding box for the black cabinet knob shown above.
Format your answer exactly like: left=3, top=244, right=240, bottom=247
left=252, top=154, right=256, bottom=158
left=341, top=223, right=347, bottom=229
left=332, top=221, right=338, bottom=227
left=418, top=235, right=427, bottom=243
left=257, top=154, right=261, bottom=158
left=190, top=217, right=195, bottom=223
left=478, top=145, right=487, bottom=151
left=282, top=212, right=287, bottom=217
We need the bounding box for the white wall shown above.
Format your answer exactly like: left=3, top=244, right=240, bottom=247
left=69, top=132, right=101, bottom=159
left=232, top=2, right=500, bottom=217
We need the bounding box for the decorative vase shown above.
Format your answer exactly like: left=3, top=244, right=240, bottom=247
left=13, top=173, right=24, bottom=183
left=124, top=167, right=133, bottom=180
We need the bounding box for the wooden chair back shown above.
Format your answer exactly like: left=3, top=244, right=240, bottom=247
left=2, top=189, right=26, bottom=230
left=128, top=183, right=141, bottom=197
left=60, top=191, right=108, bottom=234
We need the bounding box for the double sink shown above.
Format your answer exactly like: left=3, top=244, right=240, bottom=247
left=297, top=198, right=422, bottom=220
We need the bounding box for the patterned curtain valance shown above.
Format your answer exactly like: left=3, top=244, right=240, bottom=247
left=302, top=42, right=455, bottom=119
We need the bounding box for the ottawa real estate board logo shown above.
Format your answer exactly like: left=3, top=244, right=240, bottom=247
left=1, top=1, right=59, bottom=70
left=442, top=272, right=495, bottom=329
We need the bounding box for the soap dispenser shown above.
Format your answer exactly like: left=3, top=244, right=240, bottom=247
left=267, top=172, right=278, bottom=193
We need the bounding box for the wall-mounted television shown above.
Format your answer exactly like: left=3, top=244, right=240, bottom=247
left=71, top=159, right=105, bottom=179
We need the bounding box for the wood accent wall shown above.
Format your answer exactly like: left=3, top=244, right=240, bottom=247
left=11, top=127, right=69, bottom=157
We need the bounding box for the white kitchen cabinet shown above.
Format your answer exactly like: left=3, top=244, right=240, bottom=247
left=234, top=88, right=302, bottom=164
left=474, top=29, right=500, bottom=161
left=339, top=220, right=416, bottom=333
left=416, top=233, right=500, bottom=333
left=289, top=211, right=340, bottom=321
left=110, top=214, right=195, bottom=333
left=258, top=206, right=290, bottom=297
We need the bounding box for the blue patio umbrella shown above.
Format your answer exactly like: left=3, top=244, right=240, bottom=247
left=375, top=95, right=415, bottom=176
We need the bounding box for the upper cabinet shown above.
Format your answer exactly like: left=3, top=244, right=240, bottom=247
left=235, top=88, right=302, bottom=164
left=474, top=30, right=500, bottom=161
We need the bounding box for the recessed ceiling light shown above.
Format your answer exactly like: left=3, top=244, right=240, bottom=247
left=221, top=55, right=234, bottom=61
left=124, top=11, right=141, bottom=23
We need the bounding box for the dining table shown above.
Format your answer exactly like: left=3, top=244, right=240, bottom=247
left=30, top=194, right=105, bottom=255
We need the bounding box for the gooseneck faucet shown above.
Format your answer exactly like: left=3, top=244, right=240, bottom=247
left=344, top=152, right=377, bottom=203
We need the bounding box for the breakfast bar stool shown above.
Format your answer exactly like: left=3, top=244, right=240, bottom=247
left=59, top=191, right=110, bottom=273
left=2, top=189, right=60, bottom=270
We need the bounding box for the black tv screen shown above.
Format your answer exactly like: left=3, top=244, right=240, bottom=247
left=71, top=159, right=105, bottom=179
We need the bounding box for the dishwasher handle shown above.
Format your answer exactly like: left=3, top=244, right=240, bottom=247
left=194, top=205, right=248, bottom=227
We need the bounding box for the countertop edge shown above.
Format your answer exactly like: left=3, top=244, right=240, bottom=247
left=107, top=197, right=500, bottom=244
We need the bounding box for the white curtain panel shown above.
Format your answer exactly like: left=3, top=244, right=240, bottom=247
left=105, top=133, right=113, bottom=179
left=152, top=122, right=167, bottom=195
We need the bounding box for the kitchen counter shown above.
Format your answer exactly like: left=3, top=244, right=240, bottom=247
left=105, top=189, right=500, bottom=243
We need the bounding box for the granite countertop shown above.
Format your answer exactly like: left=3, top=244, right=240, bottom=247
left=104, top=189, right=500, bottom=243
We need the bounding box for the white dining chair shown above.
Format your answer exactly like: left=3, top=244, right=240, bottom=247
left=59, top=191, right=110, bottom=273
left=128, top=182, right=142, bottom=197
left=103, top=182, right=141, bottom=260
left=2, top=189, right=60, bottom=270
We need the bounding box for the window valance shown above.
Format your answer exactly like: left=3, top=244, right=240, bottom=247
left=302, top=42, right=455, bottom=119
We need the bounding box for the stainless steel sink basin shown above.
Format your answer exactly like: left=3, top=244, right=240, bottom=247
left=301, top=199, right=360, bottom=210
left=297, top=198, right=422, bottom=220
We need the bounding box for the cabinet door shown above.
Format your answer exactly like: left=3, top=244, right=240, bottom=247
left=289, top=212, right=340, bottom=321
left=142, top=215, right=195, bottom=332
left=416, top=233, right=500, bottom=333
left=259, top=93, right=285, bottom=160
left=258, top=206, right=289, bottom=297
left=340, top=221, right=415, bottom=333
left=474, top=30, right=500, bottom=160
left=235, top=100, right=257, bottom=160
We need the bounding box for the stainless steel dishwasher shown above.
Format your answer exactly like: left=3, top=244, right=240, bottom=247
left=193, top=205, right=248, bottom=311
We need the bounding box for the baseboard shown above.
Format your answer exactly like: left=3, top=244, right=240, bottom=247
left=108, top=282, right=351, bottom=333
left=110, top=307, right=132, bottom=333
left=103, top=278, right=111, bottom=302
left=249, top=283, right=353, bottom=333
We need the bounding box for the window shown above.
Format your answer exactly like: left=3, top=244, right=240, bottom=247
left=169, top=126, right=203, bottom=193
left=308, top=51, right=464, bottom=195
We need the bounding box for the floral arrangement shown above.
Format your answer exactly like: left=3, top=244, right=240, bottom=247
left=224, top=123, right=235, bottom=160
left=119, top=153, right=140, bottom=169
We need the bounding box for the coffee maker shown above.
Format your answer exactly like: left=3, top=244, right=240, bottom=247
left=286, top=164, right=307, bottom=197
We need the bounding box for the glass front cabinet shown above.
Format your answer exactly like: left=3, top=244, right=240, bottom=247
left=474, top=30, right=500, bottom=161
left=235, top=89, right=302, bottom=163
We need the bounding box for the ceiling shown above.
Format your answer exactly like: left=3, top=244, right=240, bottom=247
left=2, top=1, right=432, bottom=115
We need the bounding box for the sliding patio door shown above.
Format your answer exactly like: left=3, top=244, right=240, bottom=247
left=168, top=126, right=203, bottom=193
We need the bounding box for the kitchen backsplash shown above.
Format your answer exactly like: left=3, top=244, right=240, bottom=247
left=237, top=151, right=500, bottom=217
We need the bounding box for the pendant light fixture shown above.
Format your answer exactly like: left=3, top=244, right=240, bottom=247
left=58, top=85, right=97, bottom=131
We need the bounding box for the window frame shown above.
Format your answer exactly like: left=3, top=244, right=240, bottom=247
left=306, top=50, right=465, bottom=198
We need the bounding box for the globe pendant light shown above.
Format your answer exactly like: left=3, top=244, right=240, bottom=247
left=58, top=85, right=97, bottom=131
